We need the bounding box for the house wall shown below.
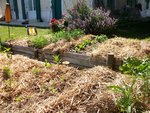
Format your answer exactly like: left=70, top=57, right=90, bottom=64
left=62, top=0, right=93, bottom=15
left=115, top=0, right=126, bottom=10
left=0, top=0, right=6, bottom=18
left=40, top=0, right=52, bottom=22
left=17, top=0, right=23, bottom=20
left=138, top=0, right=147, bottom=10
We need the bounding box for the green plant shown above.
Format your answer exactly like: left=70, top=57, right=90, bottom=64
left=52, top=29, right=84, bottom=42
left=44, top=59, right=52, bottom=68
left=10, top=34, right=16, bottom=40
left=95, top=34, right=108, bottom=42
left=49, top=87, right=58, bottom=94
left=30, top=36, right=48, bottom=49
left=4, top=79, right=13, bottom=89
left=59, top=75, right=65, bottom=83
left=2, top=47, right=12, bottom=59
left=108, top=79, right=137, bottom=113
left=14, top=96, right=22, bottom=102
left=119, top=57, right=150, bottom=80
left=3, top=66, right=11, bottom=80
left=53, top=54, right=62, bottom=64
left=0, top=37, right=2, bottom=51
left=120, top=57, right=150, bottom=103
left=32, top=67, right=41, bottom=75
left=75, top=39, right=92, bottom=52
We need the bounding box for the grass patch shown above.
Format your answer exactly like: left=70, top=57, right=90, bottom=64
left=0, top=25, right=51, bottom=42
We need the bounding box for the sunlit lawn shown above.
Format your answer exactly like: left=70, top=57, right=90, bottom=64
left=0, top=25, right=51, bottom=42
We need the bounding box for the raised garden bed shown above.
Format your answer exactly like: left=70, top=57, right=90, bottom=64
left=0, top=54, right=149, bottom=113
left=1, top=36, right=150, bottom=70
left=1, top=42, right=121, bottom=69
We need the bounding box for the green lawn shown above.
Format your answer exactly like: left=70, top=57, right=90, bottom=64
left=0, top=25, right=51, bottom=42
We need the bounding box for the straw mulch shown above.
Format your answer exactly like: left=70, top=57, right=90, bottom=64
left=42, top=34, right=94, bottom=54
left=0, top=54, right=119, bottom=113
left=92, top=37, right=150, bottom=62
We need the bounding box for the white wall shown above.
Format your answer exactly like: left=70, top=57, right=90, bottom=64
left=17, top=0, right=23, bottom=21
left=40, top=0, right=52, bottom=22
left=138, top=0, right=150, bottom=17
left=62, top=0, right=93, bottom=15
left=0, top=0, right=6, bottom=18
left=138, top=0, right=147, bottom=10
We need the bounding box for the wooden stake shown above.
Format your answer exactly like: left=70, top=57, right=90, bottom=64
left=107, top=53, right=115, bottom=69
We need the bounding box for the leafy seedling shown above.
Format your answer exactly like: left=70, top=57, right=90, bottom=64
left=53, top=54, right=62, bottom=64
left=3, top=66, right=11, bottom=80
left=32, top=67, right=41, bottom=76
left=44, top=59, right=52, bottom=68
left=108, top=79, right=137, bottom=113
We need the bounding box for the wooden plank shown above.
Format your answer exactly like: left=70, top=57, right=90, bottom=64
left=63, top=52, right=91, bottom=59
left=13, top=51, right=35, bottom=58
left=107, top=53, right=115, bottom=69
left=12, top=45, right=38, bottom=57
left=90, top=58, right=106, bottom=66
left=44, top=54, right=54, bottom=60
left=62, top=57, right=93, bottom=67
left=12, top=45, right=37, bottom=52
left=1, top=42, right=11, bottom=47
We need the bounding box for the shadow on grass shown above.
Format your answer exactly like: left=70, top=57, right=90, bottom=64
left=113, top=20, right=150, bottom=39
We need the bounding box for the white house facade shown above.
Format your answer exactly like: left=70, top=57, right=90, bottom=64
left=1, top=0, right=150, bottom=22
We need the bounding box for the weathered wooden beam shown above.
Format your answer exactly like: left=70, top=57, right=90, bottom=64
left=107, top=53, right=115, bottom=69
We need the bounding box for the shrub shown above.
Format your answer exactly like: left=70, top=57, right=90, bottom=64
left=30, top=36, right=48, bottom=49
left=66, top=0, right=117, bottom=35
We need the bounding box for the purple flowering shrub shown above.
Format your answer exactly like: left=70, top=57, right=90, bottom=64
left=66, top=0, right=117, bottom=35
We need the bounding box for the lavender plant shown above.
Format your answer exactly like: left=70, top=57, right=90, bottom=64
left=66, top=0, right=117, bottom=35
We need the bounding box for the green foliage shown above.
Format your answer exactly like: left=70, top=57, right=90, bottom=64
left=4, top=79, right=14, bottom=88
left=3, top=66, right=11, bottom=80
left=75, top=39, right=92, bottom=52
left=52, top=29, right=84, bottom=42
left=53, top=54, right=62, bottom=64
left=32, top=67, right=41, bottom=75
left=14, top=96, right=22, bottom=102
left=108, top=79, right=137, bottom=113
left=119, top=57, right=150, bottom=78
left=30, top=36, right=48, bottom=49
left=2, top=47, right=12, bottom=59
left=0, top=37, right=2, bottom=51
left=119, top=57, right=150, bottom=109
left=44, top=59, right=52, bottom=68
left=95, top=34, right=108, bottom=42
left=75, top=34, right=108, bottom=52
